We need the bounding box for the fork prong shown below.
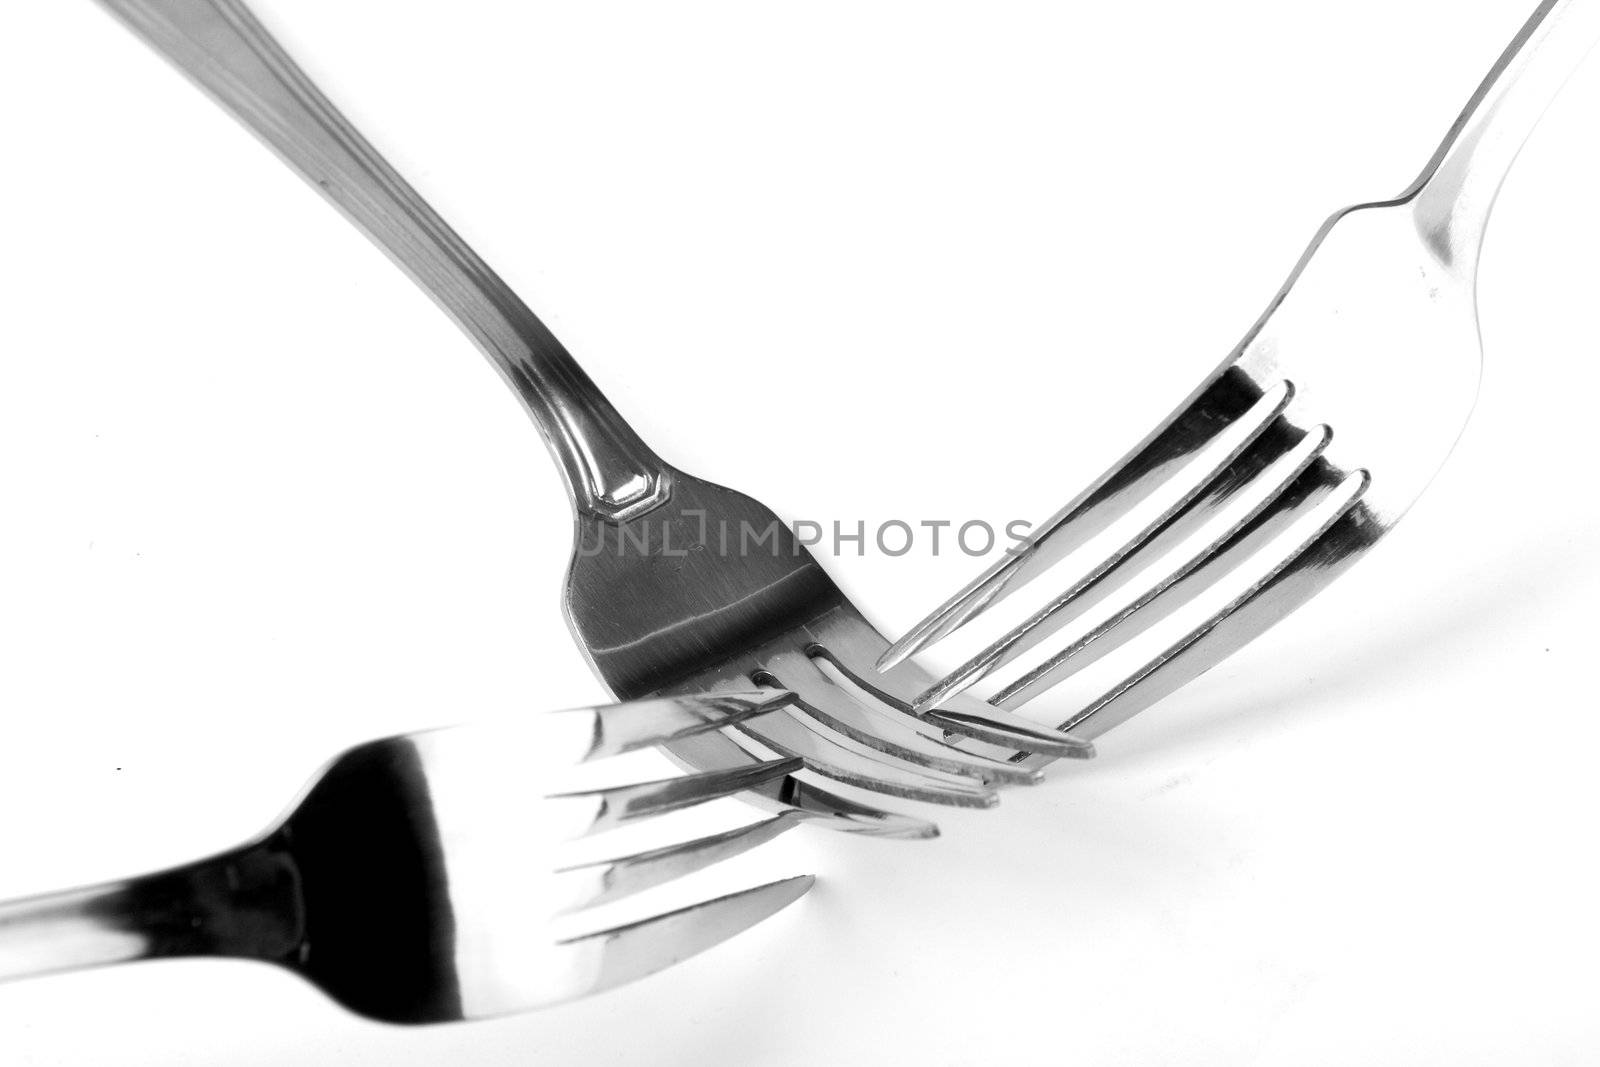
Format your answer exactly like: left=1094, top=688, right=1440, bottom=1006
left=818, top=659, right=1097, bottom=760
left=1024, top=504, right=1377, bottom=756
left=660, top=726, right=942, bottom=838
left=777, top=777, right=941, bottom=838
left=831, top=666, right=1098, bottom=759
left=1004, top=468, right=1373, bottom=744
left=644, top=677, right=997, bottom=807
left=806, top=609, right=1094, bottom=759
left=550, top=756, right=802, bottom=837
left=580, top=689, right=798, bottom=761
left=757, top=651, right=1042, bottom=785
left=916, top=420, right=1333, bottom=709
left=554, top=813, right=804, bottom=911
left=920, top=700, right=1096, bottom=758
left=993, top=463, right=1367, bottom=712
left=724, top=710, right=1000, bottom=808
left=878, top=367, right=1291, bottom=670
left=550, top=875, right=814, bottom=1006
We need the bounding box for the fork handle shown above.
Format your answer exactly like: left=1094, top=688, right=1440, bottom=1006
left=1408, top=0, right=1600, bottom=267
left=0, top=839, right=300, bottom=986
left=95, top=0, right=672, bottom=522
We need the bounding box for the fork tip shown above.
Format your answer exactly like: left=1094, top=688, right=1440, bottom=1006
left=922, top=706, right=1095, bottom=760
left=846, top=814, right=942, bottom=840
left=784, top=872, right=818, bottom=894
left=874, top=643, right=913, bottom=671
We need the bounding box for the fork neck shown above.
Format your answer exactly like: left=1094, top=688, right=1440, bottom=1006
left=0, top=837, right=301, bottom=987
left=1406, top=0, right=1600, bottom=271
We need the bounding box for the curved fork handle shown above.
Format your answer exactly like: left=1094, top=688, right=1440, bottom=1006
left=97, top=0, right=671, bottom=521
left=1408, top=0, right=1600, bottom=269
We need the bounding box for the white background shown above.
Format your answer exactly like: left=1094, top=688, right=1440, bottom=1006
left=4, top=0, right=1600, bottom=1063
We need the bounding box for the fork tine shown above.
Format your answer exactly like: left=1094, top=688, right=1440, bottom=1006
left=550, top=875, right=814, bottom=1005
left=999, top=467, right=1373, bottom=741
left=878, top=367, right=1291, bottom=670
left=806, top=609, right=1095, bottom=759
left=776, top=778, right=941, bottom=839
left=550, top=756, right=802, bottom=837
left=919, top=700, right=1096, bottom=758
left=831, top=670, right=1098, bottom=759
left=645, top=675, right=1003, bottom=807
left=756, top=651, right=1042, bottom=785
left=915, top=419, right=1333, bottom=708
left=1020, top=505, right=1378, bottom=755
left=554, top=813, right=804, bottom=911
left=660, top=727, right=942, bottom=837
left=723, top=710, right=1000, bottom=808
left=580, top=689, right=798, bottom=760
left=825, top=655, right=1098, bottom=759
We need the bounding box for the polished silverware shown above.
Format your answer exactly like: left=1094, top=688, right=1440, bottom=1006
left=0, top=692, right=813, bottom=1023
left=94, top=0, right=1092, bottom=823
left=881, top=0, right=1600, bottom=754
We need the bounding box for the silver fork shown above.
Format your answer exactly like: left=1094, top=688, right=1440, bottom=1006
left=0, top=692, right=812, bottom=1023
left=95, top=0, right=1094, bottom=823
left=879, top=0, right=1600, bottom=750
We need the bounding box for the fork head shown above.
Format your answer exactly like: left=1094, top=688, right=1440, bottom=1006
left=877, top=201, right=1484, bottom=742
left=561, top=469, right=1094, bottom=818
left=876, top=0, right=1600, bottom=740
left=277, top=691, right=815, bottom=1022
left=873, top=190, right=1540, bottom=748
left=876, top=178, right=1528, bottom=747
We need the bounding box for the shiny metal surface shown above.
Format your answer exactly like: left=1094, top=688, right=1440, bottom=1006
left=884, top=0, right=1600, bottom=752
left=0, top=693, right=813, bottom=1023
left=94, top=0, right=1093, bottom=823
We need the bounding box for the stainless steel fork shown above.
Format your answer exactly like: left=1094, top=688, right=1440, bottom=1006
left=881, top=0, right=1600, bottom=751
left=95, top=0, right=1094, bottom=826
left=0, top=692, right=811, bottom=1023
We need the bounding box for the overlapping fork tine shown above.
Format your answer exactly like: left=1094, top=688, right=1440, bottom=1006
left=996, top=463, right=1371, bottom=727
left=828, top=665, right=1099, bottom=758
left=549, top=756, right=802, bottom=837
left=819, top=647, right=1098, bottom=758
left=580, top=689, right=803, bottom=760
left=720, top=705, right=999, bottom=808
left=549, top=875, right=814, bottom=1007
left=660, top=726, right=941, bottom=838
left=879, top=367, right=1291, bottom=671
left=753, top=650, right=1042, bottom=785
left=777, top=776, right=940, bottom=838
left=583, top=685, right=985, bottom=809
left=914, top=417, right=1334, bottom=708
left=639, top=672, right=1005, bottom=808
left=554, top=813, right=804, bottom=911
left=805, top=610, right=1095, bottom=759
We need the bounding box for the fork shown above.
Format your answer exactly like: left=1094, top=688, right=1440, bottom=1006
left=878, top=0, right=1600, bottom=750
left=0, top=692, right=813, bottom=1023
left=95, top=0, right=1094, bottom=822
